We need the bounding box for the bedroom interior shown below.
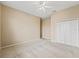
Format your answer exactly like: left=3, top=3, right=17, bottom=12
left=0, top=1, right=79, bottom=58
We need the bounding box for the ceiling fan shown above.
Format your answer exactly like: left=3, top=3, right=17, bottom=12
left=38, top=1, right=52, bottom=12
left=31, top=1, right=53, bottom=18
left=32, top=1, right=52, bottom=13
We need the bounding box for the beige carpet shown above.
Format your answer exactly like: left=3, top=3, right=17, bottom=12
left=1, top=40, right=79, bottom=58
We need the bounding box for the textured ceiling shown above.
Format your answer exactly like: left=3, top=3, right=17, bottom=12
left=1, top=1, right=79, bottom=18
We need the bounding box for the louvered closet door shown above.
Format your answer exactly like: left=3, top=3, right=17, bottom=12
left=55, top=19, right=79, bottom=47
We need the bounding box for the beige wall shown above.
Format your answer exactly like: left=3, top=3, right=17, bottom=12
left=42, top=18, right=51, bottom=39
left=1, top=5, right=40, bottom=47
left=42, top=5, right=79, bottom=40
left=51, top=4, right=79, bottom=41
left=0, top=5, right=1, bottom=48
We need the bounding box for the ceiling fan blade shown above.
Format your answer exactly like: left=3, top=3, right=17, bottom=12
left=42, top=7, right=46, bottom=13
left=45, top=6, right=52, bottom=8
left=42, top=2, right=46, bottom=5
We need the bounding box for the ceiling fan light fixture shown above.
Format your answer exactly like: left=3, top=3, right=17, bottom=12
left=42, top=2, right=46, bottom=6
left=39, top=1, right=46, bottom=10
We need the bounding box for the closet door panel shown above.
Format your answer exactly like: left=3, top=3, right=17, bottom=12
left=55, top=22, right=66, bottom=43
left=55, top=20, right=79, bottom=47
left=70, top=20, right=78, bottom=46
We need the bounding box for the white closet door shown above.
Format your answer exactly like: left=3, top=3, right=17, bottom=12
left=55, top=20, right=79, bottom=47
left=55, top=22, right=66, bottom=43
left=70, top=20, right=78, bottom=46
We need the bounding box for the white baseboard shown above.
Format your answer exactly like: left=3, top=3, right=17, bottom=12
left=1, top=39, right=40, bottom=49
left=2, top=41, right=27, bottom=49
